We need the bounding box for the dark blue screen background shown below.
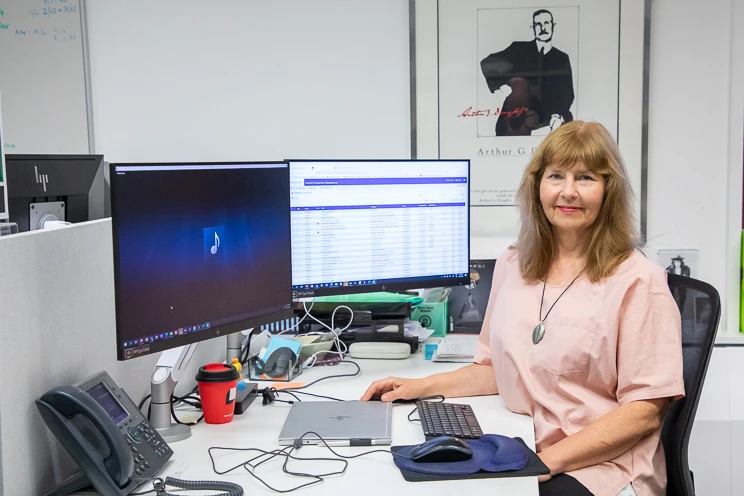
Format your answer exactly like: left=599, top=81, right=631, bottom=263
left=112, top=165, right=291, bottom=344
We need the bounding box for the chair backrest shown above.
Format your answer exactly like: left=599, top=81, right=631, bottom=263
left=661, top=274, right=720, bottom=496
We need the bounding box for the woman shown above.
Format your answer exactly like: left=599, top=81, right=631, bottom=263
left=361, top=121, right=684, bottom=496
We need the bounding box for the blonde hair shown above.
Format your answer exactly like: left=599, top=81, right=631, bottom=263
left=514, top=121, right=637, bottom=283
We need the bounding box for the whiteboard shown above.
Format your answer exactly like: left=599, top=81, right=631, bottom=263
left=0, top=0, right=89, bottom=153
left=85, top=0, right=411, bottom=162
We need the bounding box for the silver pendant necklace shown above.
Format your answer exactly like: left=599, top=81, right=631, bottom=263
left=533, top=267, right=586, bottom=345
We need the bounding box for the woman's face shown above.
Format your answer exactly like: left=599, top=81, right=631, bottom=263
left=539, top=161, right=605, bottom=237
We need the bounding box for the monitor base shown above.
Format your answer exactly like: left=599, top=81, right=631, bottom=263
left=149, top=343, right=198, bottom=443
left=154, top=422, right=191, bottom=443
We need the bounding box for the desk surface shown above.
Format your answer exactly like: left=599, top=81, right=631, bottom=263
left=156, top=353, right=539, bottom=495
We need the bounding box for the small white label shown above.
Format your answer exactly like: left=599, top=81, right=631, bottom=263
left=228, top=386, right=236, bottom=402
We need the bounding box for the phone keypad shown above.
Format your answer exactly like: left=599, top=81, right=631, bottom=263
left=119, top=419, right=171, bottom=476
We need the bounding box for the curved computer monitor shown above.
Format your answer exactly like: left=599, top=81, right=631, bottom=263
left=5, top=154, right=106, bottom=232
left=111, top=162, right=294, bottom=361
left=289, top=159, right=471, bottom=298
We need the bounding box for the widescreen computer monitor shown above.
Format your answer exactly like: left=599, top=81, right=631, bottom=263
left=110, top=162, right=294, bottom=361
left=289, top=159, right=470, bottom=298
left=5, top=154, right=106, bottom=232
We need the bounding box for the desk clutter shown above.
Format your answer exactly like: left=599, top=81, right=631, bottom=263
left=33, top=353, right=545, bottom=494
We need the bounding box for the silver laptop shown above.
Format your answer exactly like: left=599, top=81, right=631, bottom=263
left=278, top=401, right=393, bottom=446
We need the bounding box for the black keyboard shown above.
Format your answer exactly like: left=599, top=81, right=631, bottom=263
left=417, top=400, right=483, bottom=439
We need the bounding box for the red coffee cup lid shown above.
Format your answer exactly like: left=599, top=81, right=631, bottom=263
left=195, top=363, right=239, bottom=383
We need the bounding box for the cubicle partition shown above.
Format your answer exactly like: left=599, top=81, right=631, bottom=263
left=0, top=220, right=223, bottom=494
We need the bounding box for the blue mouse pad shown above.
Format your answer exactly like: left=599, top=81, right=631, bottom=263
left=391, top=437, right=550, bottom=482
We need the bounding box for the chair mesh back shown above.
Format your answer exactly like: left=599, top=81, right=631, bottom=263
left=661, top=274, right=720, bottom=496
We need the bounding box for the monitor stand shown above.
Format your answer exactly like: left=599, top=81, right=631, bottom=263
left=149, top=343, right=198, bottom=443
left=226, top=331, right=244, bottom=363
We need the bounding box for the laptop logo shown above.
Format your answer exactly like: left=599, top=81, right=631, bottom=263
left=329, top=416, right=351, bottom=421
left=35, top=166, right=49, bottom=192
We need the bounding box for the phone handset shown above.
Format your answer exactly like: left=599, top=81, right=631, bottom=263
left=36, top=385, right=134, bottom=488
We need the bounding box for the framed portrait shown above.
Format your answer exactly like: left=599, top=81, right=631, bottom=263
left=411, top=0, right=649, bottom=240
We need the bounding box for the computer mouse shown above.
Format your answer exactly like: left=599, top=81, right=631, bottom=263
left=261, top=347, right=297, bottom=378
left=410, top=436, right=473, bottom=463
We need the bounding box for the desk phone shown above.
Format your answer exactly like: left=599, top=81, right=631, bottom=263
left=36, top=370, right=172, bottom=496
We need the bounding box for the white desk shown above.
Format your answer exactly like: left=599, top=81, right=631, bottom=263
left=162, top=353, right=539, bottom=495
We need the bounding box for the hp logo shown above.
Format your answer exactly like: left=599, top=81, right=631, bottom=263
left=35, top=166, right=49, bottom=192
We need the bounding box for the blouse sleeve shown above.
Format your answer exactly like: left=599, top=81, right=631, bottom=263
left=472, top=251, right=511, bottom=365
left=615, top=265, right=686, bottom=405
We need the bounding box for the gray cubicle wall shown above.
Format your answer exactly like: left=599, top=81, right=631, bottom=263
left=0, top=220, right=224, bottom=495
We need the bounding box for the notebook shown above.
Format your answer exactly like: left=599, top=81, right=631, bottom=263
left=431, top=336, right=478, bottom=362
left=278, top=401, right=393, bottom=446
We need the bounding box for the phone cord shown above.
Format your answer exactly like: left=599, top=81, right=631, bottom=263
left=153, top=476, right=243, bottom=496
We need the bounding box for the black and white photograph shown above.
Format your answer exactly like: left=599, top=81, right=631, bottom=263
left=421, top=0, right=646, bottom=224
left=657, top=248, right=699, bottom=279
left=477, top=7, right=579, bottom=137
left=656, top=248, right=702, bottom=323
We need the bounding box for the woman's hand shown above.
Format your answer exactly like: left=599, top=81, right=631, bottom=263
left=537, top=452, right=555, bottom=482
left=360, top=376, right=431, bottom=402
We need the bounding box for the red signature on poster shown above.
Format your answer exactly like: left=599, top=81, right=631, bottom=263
left=457, top=106, right=529, bottom=118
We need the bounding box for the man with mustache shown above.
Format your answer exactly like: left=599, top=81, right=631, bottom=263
left=480, top=9, right=575, bottom=136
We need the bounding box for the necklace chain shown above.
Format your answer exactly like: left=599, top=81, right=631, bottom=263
left=538, top=267, right=586, bottom=323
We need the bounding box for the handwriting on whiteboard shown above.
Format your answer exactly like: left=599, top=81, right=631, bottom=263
left=4, top=144, right=17, bottom=150
left=28, top=4, right=78, bottom=19
left=0, top=1, right=80, bottom=41
left=14, top=27, right=77, bottom=41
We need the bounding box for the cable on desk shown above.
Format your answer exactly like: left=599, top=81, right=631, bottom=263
left=405, top=394, right=445, bottom=422
left=286, top=390, right=343, bottom=401
left=130, top=476, right=243, bottom=496
left=241, top=302, right=356, bottom=377
left=239, top=330, right=255, bottom=366
left=260, top=387, right=302, bottom=405
left=296, top=301, right=354, bottom=366
left=280, top=359, right=361, bottom=391
left=170, top=394, right=204, bottom=426
left=276, top=299, right=317, bottom=335
left=207, top=430, right=412, bottom=493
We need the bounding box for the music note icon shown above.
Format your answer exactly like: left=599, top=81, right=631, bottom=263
left=210, top=232, right=220, bottom=255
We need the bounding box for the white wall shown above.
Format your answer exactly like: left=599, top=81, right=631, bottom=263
left=640, top=1, right=744, bottom=494
left=645, top=0, right=743, bottom=339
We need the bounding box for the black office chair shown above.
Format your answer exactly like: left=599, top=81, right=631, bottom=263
left=661, top=274, right=720, bottom=496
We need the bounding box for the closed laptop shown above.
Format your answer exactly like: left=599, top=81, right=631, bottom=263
left=278, top=401, right=393, bottom=446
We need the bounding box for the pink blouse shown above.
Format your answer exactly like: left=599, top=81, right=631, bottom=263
left=473, top=249, right=685, bottom=496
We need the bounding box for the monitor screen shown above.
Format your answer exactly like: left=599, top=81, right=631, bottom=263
left=5, top=154, right=106, bottom=232
left=111, top=162, right=294, bottom=360
left=289, top=159, right=470, bottom=298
